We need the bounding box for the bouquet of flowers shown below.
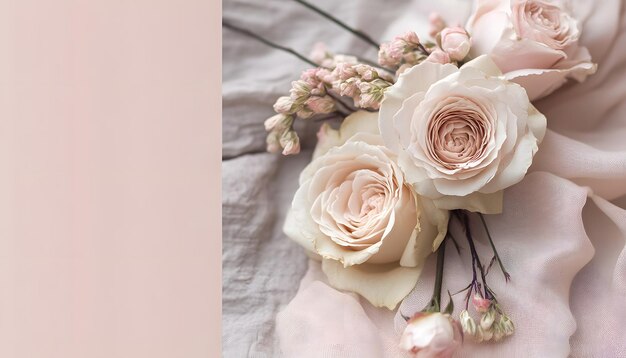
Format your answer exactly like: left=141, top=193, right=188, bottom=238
left=225, top=0, right=596, bottom=355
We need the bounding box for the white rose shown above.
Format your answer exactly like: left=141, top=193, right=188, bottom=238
left=284, top=111, right=449, bottom=309
left=379, top=55, right=547, bottom=213
left=467, top=0, right=597, bottom=100
left=399, top=312, right=461, bottom=358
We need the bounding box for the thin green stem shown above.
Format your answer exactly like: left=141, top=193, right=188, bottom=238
left=478, top=213, right=511, bottom=282
left=424, top=236, right=447, bottom=312
left=223, top=20, right=318, bottom=67
left=291, top=0, right=380, bottom=49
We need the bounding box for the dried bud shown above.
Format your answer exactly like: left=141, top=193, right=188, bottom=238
left=290, top=80, right=312, bottom=99
left=334, top=62, right=358, bottom=80
left=266, top=130, right=281, bottom=153
left=480, top=307, right=496, bottom=330
left=477, top=325, right=493, bottom=342
left=280, top=130, right=300, bottom=155
left=264, top=113, right=290, bottom=132
left=402, top=31, right=420, bottom=46
left=273, top=96, right=295, bottom=114
left=459, top=310, right=477, bottom=337
left=440, top=27, right=471, bottom=61
left=429, top=12, right=446, bottom=37
left=305, top=95, right=335, bottom=114
left=426, top=49, right=451, bottom=64
left=493, top=322, right=505, bottom=342
left=500, top=314, right=515, bottom=336
left=472, top=293, right=492, bottom=313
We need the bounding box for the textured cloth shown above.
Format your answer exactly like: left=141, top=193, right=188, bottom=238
left=222, top=0, right=626, bottom=356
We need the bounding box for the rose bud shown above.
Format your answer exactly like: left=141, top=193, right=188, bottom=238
left=399, top=312, right=461, bottom=358
left=439, top=27, right=471, bottom=61
left=472, top=293, right=492, bottom=313
left=500, top=314, right=515, bottom=336
left=426, top=49, right=451, bottom=64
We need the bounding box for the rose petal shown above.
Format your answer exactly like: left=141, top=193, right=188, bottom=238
left=321, top=259, right=423, bottom=309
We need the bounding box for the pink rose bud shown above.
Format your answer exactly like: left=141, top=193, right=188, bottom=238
left=440, top=27, right=471, bottom=61
left=472, top=293, right=492, bottom=313
left=426, top=49, right=451, bottom=64
left=399, top=312, right=461, bottom=357
left=280, top=130, right=300, bottom=156
left=305, top=95, right=335, bottom=114
left=273, top=96, right=295, bottom=114
left=429, top=12, right=446, bottom=37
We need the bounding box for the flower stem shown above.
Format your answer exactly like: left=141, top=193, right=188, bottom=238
left=223, top=20, right=318, bottom=67
left=458, top=210, right=493, bottom=300
left=291, top=0, right=381, bottom=49
left=478, top=213, right=511, bottom=282
left=424, top=236, right=447, bottom=312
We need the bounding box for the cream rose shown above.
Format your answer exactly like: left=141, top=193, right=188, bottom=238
left=283, top=111, right=448, bottom=309
left=379, top=55, right=546, bottom=213
left=467, top=0, right=597, bottom=100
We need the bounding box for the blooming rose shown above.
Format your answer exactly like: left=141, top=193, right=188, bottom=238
left=379, top=55, right=546, bottom=213
left=467, top=0, right=596, bottom=100
left=439, top=27, right=471, bottom=61
left=283, top=111, right=448, bottom=309
left=399, top=312, right=461, bottom=357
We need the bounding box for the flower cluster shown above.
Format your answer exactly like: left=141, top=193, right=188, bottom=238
left=378, top=31, right=428, bottom=74
left=460, top=298, right=515, bottom=342
left=329, top=62, right=393, bottom=109
left=249, top=0, right=598, bottom=356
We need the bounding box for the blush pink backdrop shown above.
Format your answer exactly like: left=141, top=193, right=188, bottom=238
left=0, top=0, right=216, bottom=357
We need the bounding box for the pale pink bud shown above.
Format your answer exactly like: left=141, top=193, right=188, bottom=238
left=429, top=12, right=446, bottom=37
left=273, top=96, right=295, bottom=114
left=265, top=114, right=293, bottom=132
left=440, top=27, right=471, bottom=61
left=305, top=95, right=335, bottom=114
left=310, top=42, right=330, bottom=66
left=266, top=130, right=281, bottom=153
left=399, top=312, right=461, bottom=357
left=401, top=31, right=420, bottom=46
left=472, top=293, right=492, bottom=313
left=338, top=80, right=359, bottom=98
left=334, top=62, right=357, bottom=80
left=300, top=68, right=321, bottom=87
left=280, top=130, right=300, bottom=155
left=426, top=49, right=451, bottom=64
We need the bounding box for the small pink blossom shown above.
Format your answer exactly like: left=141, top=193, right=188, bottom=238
left=440, top=27, right=471, bottom=61
left=305, top=95, right=335, bottom=114
left=429, top=13, right=446, bottom=37
left=472, top=294, right=492, bottom=313
left=426, top=49, right=451, bottom=64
